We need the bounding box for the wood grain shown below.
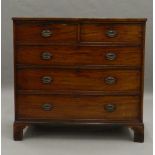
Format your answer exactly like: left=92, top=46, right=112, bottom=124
left=12, top=17, right=147, bottom=23
left=16, top=46, right=141, bottom=66
left=81, top=23, right=143, bottom=43
left=15, top=22, right=77, bottom=43
left=17, top=69, right=141, bottom=91
left=17, top=95, right=140, bottom=120
left=13, top=18, right=146, bottom=142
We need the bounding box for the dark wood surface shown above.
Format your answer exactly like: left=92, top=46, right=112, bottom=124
left=12, top=17, right=147, bottom=22
left=13, top=18, right=146, bottom=142
left=15, top=22, right=77, bottom=43
left=16, top=95, right=140, bottom=120
left=81, top=23, right=142, bottom=43
left=17, top=69, right=140, bottom=91
left=16, top=46, right=142, bottom=66
left=14, top=21, right=143, bottom=44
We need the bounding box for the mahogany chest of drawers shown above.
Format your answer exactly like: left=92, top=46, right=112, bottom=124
left=13, top=18, right=146, bottom=142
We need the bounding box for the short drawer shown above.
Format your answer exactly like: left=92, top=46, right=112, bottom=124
left=17, top=69, right=140, bottom=92
left=81, top=23, right=143, bottom=43
left=14, top=21, right=77, bottom=43
left=16, top=46, right=141, bottom=66
left=16, top=95, right=140, bottom=120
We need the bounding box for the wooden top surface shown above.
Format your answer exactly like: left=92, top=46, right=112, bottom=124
left=12, top=17, right=147, bottom=23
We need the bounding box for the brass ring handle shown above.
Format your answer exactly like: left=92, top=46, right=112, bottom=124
left=42, top=52, right=53, bottom=60
left=41, top=30, right=52, bottom=37
left=42, top=103, right=53, bottom=111
left=42, top=76, right=53, bottom=84
left=106, top=30, right=117, bottom=37
left=104, top=76, right=116, bottom=85
left=104, top=104, right=116, bottom=112
left=106, top=52, right=117, bottom=61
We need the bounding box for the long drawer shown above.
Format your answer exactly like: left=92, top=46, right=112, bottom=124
left=16, top=95, right=140, bottom=120
left=16, top=46, right=141, bottom=66
left=16, top=69, right=140, bottom=91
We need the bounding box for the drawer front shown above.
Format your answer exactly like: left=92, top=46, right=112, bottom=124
left=16, top=46, right=141, bottom=66
left=81, top=23, right=142, bottom=43
left=16, top=95, right=140, bottom=120
left=17, top=69, right=140, bottom=91
left=15, top=22, right=77, bottom=43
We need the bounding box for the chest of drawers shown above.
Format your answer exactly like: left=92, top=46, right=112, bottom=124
left=13, top=18, right=146, bottom=142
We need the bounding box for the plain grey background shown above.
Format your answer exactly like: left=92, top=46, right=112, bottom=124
left=1, top=0, right=153, bottom=155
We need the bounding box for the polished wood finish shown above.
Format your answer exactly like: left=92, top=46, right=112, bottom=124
left=17, top=69, right=140, bottom=91
left=12, top=17, right=147, bottom=22
left=15, top=22, right=77, bottom=43
left=17, top=95, right=140, bottom=120
left=13, top=18, right=146, bottom=142
left=16, top=46, right=142, bottom=66
left=129, top=124, right=144, bottom=142
left=81, top=23, right=142, bottom=43
left=13, top=122, right=27, bottom=141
